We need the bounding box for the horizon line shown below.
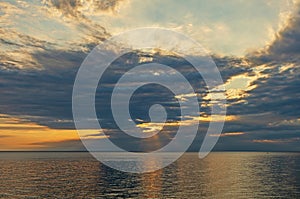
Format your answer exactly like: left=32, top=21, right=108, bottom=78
left=0, top=150, right=300, bottom=153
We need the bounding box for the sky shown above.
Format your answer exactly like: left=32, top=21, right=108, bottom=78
left=0, top=0, right=300, bottom=151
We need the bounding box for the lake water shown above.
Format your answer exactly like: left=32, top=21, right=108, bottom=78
left=0, top=152, right=300, bottom=198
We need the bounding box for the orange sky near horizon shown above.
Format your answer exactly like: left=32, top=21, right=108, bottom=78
left=0, top=114, right=80, bottom=150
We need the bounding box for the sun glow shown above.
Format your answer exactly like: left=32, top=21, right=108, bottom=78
left=0, top=114, right=79, bottom=150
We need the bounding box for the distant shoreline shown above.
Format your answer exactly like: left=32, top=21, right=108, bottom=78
left=0, top=151, right=300, bottom=153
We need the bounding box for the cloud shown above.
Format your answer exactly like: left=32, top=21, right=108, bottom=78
left=252, top=138, right=300, bottom=144
left=210, top=132, right=245, bottom=137
left=90, top=0, right=294, bottom=56
left=0, top=135, right=13, bottom=138
left=250, top=2, right=300, bottom=63
left=228, top=8, right=300, bottom=135
left=0, top=0, right=109, bottom=73
left=1, top=0, right=300, bottom=151
left=1, top=39, right=298, bottom=151
left=43, top=0, right=124, bottom=18
left=0, top=113, right=80, bottom=150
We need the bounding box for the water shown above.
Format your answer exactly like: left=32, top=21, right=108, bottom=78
left=0, top=152, right=300, bottom=198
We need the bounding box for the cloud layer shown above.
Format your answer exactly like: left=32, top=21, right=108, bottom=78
left=0, top=0, right=300, bottom=151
